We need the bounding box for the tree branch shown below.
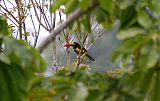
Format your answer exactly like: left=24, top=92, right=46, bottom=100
left=30, top=0, right=49, bottom=31
left=87, top=28, right=104, bottom=50
left=37, top=1, right=98, bottom=53
left=0, top=4, right=19, bottom=23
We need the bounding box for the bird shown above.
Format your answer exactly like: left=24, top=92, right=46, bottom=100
left=64, top=42, right=95, bottom=61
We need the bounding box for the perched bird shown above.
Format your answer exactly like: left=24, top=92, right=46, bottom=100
left=64, top=42, right=95, bottom=61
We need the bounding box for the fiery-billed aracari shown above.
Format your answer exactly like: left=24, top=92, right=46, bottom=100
left=64, top=42, right=95, bottom=61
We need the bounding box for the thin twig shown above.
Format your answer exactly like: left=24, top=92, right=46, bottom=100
left=33, top=12, right=41, bottom=48
left=65, top=33, right=71, bottom=67
left=37, top=1, right=99, bottom=53
left=29, top=6, right=39, bottom=47
left=52, top=11, right=56, bottom=29
left=51, top=0, right=56, bottom=29
left=2, top=0, right=9, bottom=11
left=92, top=23, right=99, bottom=32
left=52, top=39, right=58, bottom=67
left=58, top=51, right=66, bottom=70
left=41, top=56, right=57, bottom=72
left=6, top=0, right=16, bottom=8
left=32, top=1, right=42, bottom=47
left=21, top=2, right=27, bottom=41
left=40, top=7, right=50, bottom=29
left=0, top=4, right=19, bottom=23
left=56, top=40, right=66, bottom=71
left=82, top=32, right=89, bottom=48
left=23, top=21, right=27, bottom=41
left=75, top=55, right=82, bottom=68
left=0, top=10, right=18, bottom=27
left=15, top=0, right=23, bottom=39
left=30, top=0, right=49, bottom=31
left=39, top=0, right=51, bottom=29
left=87, top=28, right=104, bottom=50
left=34, top=22, right=41, bottom=47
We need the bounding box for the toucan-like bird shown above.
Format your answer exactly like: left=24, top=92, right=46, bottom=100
left=64, top=42, right=95, bottom=61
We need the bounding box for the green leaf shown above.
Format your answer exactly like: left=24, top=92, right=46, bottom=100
left=147, top=0, right=160, bottom=17
left=79, top=0, right=91, bottom=10
left=118, top=0, right=129, bottom=9
left=146, top=49, right=158, bottom=68
left=52, top=90, right=67, bottom=101
left=0, top=16, right=9, bottom=36
left=139, top=69, right=154, bottom=96
left=116, top=34, right=148, bottom=54
left=137, top=10, right=153, bottom=29
left=117, top=27, right=145, bottom=40
left=0, top=37, right=46, bottom=101
left=69, top=82, right=88, bottom=101
left=3, top=37, right=46, bottom=72
left=112, top=51, right=123, bottom=63
left=113, top=34, right=149, bottom=63
left=134, top=44, right=158, bottom=70
left=95, top=7, right=112, bottom=28
left=95, top=7, right=108, bottom=23
left=52, top=77, right=73, bottom=90
left=137, top=45, right=158, bottom=69
left=120, top=5, right=136, bottom=28
left=99, top=0, right=113, bottom=13
left=72, top=21, right=81, bottom=32
left=155, top=72, right=160, bottom=101
left=0, top=62, right=29, bottom=101
left=0, top=54, right=10, bottom=64
left=80, top=14, right=91, bottom=33
left=65, top=0, right=77, bottom=14
left=28, top=77, right=53, bottom=101
left=122, top=71, right=143, bottom=86
left=50, top=0, right=67, bottom=13
left=86, top=90, right=103, bottom=101
left=148, top=72, right=160, bottom=101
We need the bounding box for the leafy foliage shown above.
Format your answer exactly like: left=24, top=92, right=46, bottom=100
left=40, top=69, right=141, bottom=101
left=0, top=16, right=10, bottom=36
left=0, top=16, right=46, bottom=101
left=1, top=0, right=160, bottom=101
left=48, top=0, right=160, bottom=101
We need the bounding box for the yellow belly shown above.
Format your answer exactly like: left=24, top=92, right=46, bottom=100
left=74, top=48, right=87, bottom=57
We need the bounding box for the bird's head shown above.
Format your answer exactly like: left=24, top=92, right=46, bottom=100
left=64, top=42, right=81, bottom=48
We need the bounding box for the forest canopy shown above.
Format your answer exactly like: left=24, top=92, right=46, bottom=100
left=0, top=0, right=160, bottom=101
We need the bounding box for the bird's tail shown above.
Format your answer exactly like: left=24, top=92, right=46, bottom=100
left=86, top=54, right=95, bottom=61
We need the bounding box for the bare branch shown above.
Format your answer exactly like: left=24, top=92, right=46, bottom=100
left=52, top=39, right=57, bottom=66
left=52, top=11, right=56, bottom=29
left=0, top=10, right=18, bottom=27
left=39, top=6, right=51, bottom=29
left=0, top=4, right=19, bottom=23
left=37, top=1, right=99, bottom=53
left=33, top=22, right=41, bottom=47
left=65, top=33, right=71, bottom=67
left=57, top=52, right=66, bottom=69
left=29, top=5, right=41, bottom=47
left=21, top=2, right=27, bottom=41
left=87, top=28, right=105, bottom=50
left=15, top=0, right=23, bottom=39
left=30, top=0, right=49, bottom=31
left=6, top=0, right=16, bottom=8
left=51, top=0, right=56, bottom=29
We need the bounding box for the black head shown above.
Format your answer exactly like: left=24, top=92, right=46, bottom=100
left=73, top=42, right=81, bottom=48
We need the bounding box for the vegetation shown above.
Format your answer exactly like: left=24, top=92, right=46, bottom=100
left=0, top=0, right=160, bottom=101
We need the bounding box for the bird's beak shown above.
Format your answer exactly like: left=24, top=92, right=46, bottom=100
left=64, top=43, right=74, bottom=47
